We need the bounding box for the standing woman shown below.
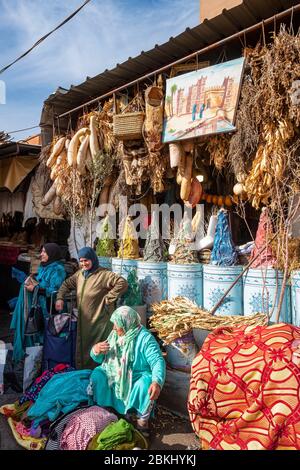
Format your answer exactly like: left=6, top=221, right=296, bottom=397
left=55, top=247, right=128, bottom=369
left=11, top=243, right=66, bottom=362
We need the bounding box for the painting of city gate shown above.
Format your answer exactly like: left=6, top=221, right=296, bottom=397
left=162, top=57, right=245, bottom=143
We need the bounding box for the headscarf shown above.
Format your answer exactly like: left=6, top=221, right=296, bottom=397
left=78, top=246, right=99, bottom=278
left=41, top=243, right=62, bottom=267
left=101, top=306, right=142, bottom=406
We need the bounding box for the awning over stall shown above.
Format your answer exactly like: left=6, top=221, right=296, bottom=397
left=0, top=142, right=40, bottom=192
left=0, top=155, right=39, bottom=192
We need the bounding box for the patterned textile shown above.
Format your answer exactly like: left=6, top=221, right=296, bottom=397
left=7, top=417, right=46, bottom=450
left=60, top=406, right=117, bottom=450
left=45, top=406, right=90, bottom=450
left=19, top=364, right=74, bottom=405
left=48, top=314, right=70, bottom=336
left=188, top=323, right=300, bottom=450
left=0, top=401, right=31, bottom=420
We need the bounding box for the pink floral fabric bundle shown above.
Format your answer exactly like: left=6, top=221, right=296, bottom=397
left=60, top=406, right=118, bottom=450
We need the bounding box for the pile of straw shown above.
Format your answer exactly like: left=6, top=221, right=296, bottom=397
left=150, top=297, right=268, bottom=344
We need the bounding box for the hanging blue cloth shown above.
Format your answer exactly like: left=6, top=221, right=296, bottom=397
left=210, top=210, right=238, bottom=266
left=10, top=261, right=66, bottom=362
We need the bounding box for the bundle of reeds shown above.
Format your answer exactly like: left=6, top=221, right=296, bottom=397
left=150, top=297, right=268, bottom=344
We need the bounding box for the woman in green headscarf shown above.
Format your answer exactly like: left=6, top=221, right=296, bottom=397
left=88, top=306, right=166, bottom=435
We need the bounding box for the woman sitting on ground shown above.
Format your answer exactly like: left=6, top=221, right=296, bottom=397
left=11, top=243, right=66, bottom=362
left=88, top=306, right=166, bottom=436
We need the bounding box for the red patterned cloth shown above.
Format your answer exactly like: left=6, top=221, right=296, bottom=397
left=60, top=406, right=118, bottom=450
left=188, top=323, right=300, bottom=450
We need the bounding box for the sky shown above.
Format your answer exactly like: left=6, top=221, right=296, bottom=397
left=0, top=0, right=199, bottom=141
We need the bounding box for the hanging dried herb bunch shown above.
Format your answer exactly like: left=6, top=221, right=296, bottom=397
left=206, top=134, right=231, bottom=171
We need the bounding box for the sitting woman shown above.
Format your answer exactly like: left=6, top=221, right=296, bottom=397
left=11, top=243, right=66, bottom=362
left=89, top=306, right=166, bottom=436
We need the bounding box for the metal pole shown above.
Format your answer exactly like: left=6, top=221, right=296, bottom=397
left=58, top=4, right=299, bottom=118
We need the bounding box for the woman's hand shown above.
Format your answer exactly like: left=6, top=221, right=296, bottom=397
left=25, top=284, right=35, bottom=292
left=55, top=300, right=64, bottom=311
left=148, top=382, right=161, bottom=401
left=93, top=341, right=110, bottom=355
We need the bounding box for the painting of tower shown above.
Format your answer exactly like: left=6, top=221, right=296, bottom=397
left=163, top=57, right=245, bottom=143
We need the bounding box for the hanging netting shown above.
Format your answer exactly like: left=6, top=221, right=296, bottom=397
left=143, top=213, right=167, bottom=262
left=210, top=209, right=238, bottom=266
left=96, top=214, right=116, bottom=257
left=117, top=216, right=139, bottom=259
left=250, top=208, right=276, bottom=268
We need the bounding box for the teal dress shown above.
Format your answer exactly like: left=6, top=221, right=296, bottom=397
left=10, top=261, right=66, bottom=361
left=89, top=327, right=166, bottom=415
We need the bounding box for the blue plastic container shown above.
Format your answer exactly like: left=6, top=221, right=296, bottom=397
left=291, top=270, right=300, bottom=326
left=167, top=263, right=203, bottom=307
left=137, top=261, right=168, bottom=310
left=203, top=265, right=243, bottom=316
left=243, top=268, right=291, bottom=323
left=97, top=256, right=112, bottom=270
left=111, top=258, right=138, bottom=280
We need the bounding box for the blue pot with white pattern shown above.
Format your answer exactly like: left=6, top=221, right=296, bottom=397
left=137, top=261, right=168, bottom=315
left=167, top=262, right=203, bottom=307
left=203, top=265, right=243, bottom=316
left=111, top=258, right=138, bottom=280
left=98, top=256, right=112, bottom=270
left=291, top=270, right=300, bottom=326
left=243, top=268, right=291, bottom=323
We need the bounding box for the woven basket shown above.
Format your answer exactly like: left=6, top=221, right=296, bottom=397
left=113, top=112, right=145, bottom=141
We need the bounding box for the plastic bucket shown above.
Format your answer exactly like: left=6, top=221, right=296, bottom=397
left=97, top=256, right=112, bottom=271
left=291, top=270, right=300, bottom=326
left=137, top=261, right=167, bottom=312
left=165, top=333, right=198, bottom=372
left=111, top=258, right=138, bottom=280
left=243, top=268, right=291, bottom=323
left=167, top=263, right=203, bottom=307
left=203, top=265, right=243, bottom=316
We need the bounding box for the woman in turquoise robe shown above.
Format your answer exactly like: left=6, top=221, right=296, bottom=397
left=89, top=306, right=166, bottom=434
left=10, top=243, right=66, bottom=362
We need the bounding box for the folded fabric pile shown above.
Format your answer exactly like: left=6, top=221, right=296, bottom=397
left=60, top=406, right=118, bottom=450
left=87, top=418, right=137, bottom=450
left=27, top=369, right=91, bottom=426
left=19, top=363, right=74, bottom=405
